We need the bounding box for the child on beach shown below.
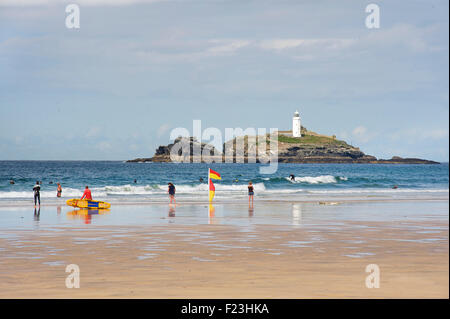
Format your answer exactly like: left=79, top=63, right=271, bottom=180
left=168, top=183, right=176, bottom=205
left=33, top=181, right=41, bottom=207
left=248, top=181, right=254, bottom=206
left=56, top=183, right=62, bottom=198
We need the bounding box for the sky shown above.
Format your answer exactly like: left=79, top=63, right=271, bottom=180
left=0, top=0, right=448, bottom=161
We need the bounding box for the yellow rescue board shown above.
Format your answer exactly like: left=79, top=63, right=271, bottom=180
left=66, top=198, right=111, bottom=209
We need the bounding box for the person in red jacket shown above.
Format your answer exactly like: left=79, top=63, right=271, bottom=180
left=80, top=186, right=92, bottom=200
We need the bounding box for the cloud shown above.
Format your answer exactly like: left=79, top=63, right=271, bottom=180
left=339, top=126, right=376, bottom=144
left=259, top=38, right=356, bottom=52
left=207, top=40, right=251, bottom=55
left=157, top=123, right=171, bottom=138
left=85, top=127, right=101, bottom=138
left=96, top=141, right=112, bottom=151
left=352, top=126, right=367, bottom=136
left=424, top=129, right=449, bottom=139
left=361, top=23, right=445, bottom=53
left=389, top=128, right=449, bottom=142
left=0, top=0, right=165, bottom=6
left=353, top=126, right=373, bottom=143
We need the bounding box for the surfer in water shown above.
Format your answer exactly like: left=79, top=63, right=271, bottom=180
left=168, top=183, right=176, bottom=205
left=33, top=181, right=41, bottom=207
left=80, top=186, right=92, bottom=200
left=56, top=183, right=62, bottom=198
left=290, top=174, right=295, bottom=181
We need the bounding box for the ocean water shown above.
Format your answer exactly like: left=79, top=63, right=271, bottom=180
left=0, top=161, right=448, bottom=203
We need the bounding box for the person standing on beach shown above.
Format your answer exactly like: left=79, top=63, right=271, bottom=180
left=33, top=181, right=41, bottom=207
left=168, top=183, right=176, bottom=205
left=80, top=186, right=92, bottom=200
left=248, top=181, right=254, bottom=207
left=56, top=183, right=62, bottom=198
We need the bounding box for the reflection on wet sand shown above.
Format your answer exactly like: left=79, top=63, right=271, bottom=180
left=57, top=206, right=61, bottom=215
left=66, top=209, right=110, bottom=224
left=248, top=206, right=254, bottom=217
left=33, top=207, right=40, bottom=222
left=292, top=204, right=302, bottom=226
left=208, top=204, right=216, bottom=224
left=168, top=205, right=176, bottom=217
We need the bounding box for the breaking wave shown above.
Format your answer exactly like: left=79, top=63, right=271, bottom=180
left=286, top=175, right=348, bottom=184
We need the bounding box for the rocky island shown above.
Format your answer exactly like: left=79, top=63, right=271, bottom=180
left=127, top=128, right=439, bottom=164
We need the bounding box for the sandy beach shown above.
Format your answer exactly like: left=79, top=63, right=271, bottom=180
left=0, top=199, right=448, bottom=299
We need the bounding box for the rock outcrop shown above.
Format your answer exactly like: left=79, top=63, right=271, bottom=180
left=127, top=137, right=222, bottom=163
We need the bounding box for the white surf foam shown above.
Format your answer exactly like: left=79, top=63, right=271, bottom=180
left=307, top=188, right=449, bottom=194
left=0, top=183, right=446, bottom=200
left=287, top=175, right=347, bottom=184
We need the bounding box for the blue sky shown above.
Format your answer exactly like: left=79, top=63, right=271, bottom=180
left=0, top=0, right=448, bottom=161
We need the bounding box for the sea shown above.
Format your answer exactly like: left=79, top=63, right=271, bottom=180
left=0, top=161, right=448, bottom=204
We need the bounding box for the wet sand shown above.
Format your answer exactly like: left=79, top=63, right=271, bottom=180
left=0, top=200, right=448, bottom=298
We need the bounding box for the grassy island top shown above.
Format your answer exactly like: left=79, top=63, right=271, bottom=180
left=277, top=132, right=351, bottom=147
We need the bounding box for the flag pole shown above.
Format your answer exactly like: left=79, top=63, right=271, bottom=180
left=208, top=168, right=210, bottom=202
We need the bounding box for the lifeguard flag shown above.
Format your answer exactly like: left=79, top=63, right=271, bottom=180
left=209, top=179, right=215, bottom=202
left=209, top=168, right=221, bottom=180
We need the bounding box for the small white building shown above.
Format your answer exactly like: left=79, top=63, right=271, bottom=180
left=292, top=110, right=301, bottom=137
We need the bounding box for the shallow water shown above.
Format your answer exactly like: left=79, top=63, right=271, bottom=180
left=1, top=161, right=448, bottom=204
left=0, top=200, right=447, bottom=232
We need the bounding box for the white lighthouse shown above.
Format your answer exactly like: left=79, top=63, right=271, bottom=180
left=292, top=110, right=301, bottom=137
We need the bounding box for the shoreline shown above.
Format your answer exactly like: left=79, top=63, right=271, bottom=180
left=0, top=194, right=448, bottom=208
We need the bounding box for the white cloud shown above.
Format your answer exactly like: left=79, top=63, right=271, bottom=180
left=389, top=128, right=449, bottom=142
left=362, top=23, right=444, bottom=53
left=352, top=126, right=367, bottom=137
left=157, top=123, right=171, bottom=138
left=0, top=0, right=164, bottom=6
left=207, top=40, right=251, bottom=55
left=85, top=127, right=100, bottom=138
left=339, top=126, right=376, bottom=144
left=423, top=128, right=449, bottom=140
left=96, top=141, right=112, bottom=151
left=259, top=38, right=356, bottom=52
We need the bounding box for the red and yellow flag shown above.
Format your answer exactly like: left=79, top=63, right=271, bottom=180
left=209, top=179, right=215, bottom=202
left=208, top=168, right=221, bottom=202
left=209, top=168, right=221, bottom=180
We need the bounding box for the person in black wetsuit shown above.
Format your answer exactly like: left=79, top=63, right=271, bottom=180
left=33, top=181, right=41, bottom=207
left=290, top=174, right=295, bottom=181
left=168, top=183, right=176, bottom=205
